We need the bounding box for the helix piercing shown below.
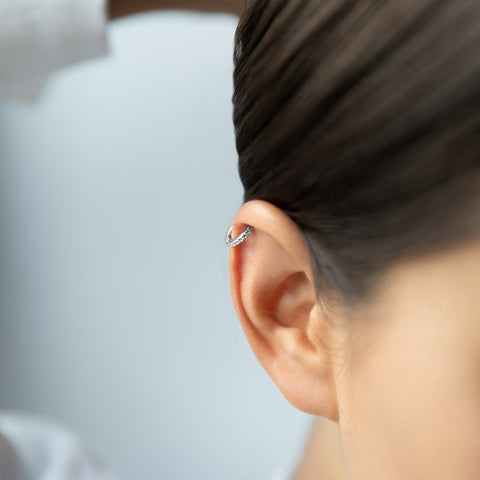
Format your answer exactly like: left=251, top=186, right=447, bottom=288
left=225, top=225, right=252, bottom=247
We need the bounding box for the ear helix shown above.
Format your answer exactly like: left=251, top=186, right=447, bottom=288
left=225, top=225, right=253, bottom=247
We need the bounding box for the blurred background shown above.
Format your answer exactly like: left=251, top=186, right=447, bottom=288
left=0, top=11, right=312, bottom=480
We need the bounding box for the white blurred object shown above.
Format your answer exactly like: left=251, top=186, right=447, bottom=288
left=0, top=412, right=122, bottom=480
left=268, top=467, right=295, bottom=480
left=0, top=0, right=107, bottom=101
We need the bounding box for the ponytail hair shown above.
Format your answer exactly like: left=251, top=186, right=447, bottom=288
left=233, top=0, right=480, bottom=308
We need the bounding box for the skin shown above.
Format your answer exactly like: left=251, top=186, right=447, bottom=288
left=229, top=200, right=480, bottom=479
left=293, top=417, right=346, bottom=480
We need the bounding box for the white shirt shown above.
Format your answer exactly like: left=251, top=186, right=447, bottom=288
left=0, top=0, right=108, bottom=101
left=0, top=412, right=295, bottom=480
left=0, top=412, right=122, bottom=480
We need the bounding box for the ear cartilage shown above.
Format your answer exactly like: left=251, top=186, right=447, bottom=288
left=225, top=225, right=253, bottom=247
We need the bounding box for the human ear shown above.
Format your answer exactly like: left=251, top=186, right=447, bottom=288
left=228, top=200, right=339, bottom=421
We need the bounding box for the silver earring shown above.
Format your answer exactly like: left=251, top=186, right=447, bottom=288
left=225, top=225, right=252, bottom=247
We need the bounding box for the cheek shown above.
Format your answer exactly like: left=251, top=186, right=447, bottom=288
left=337, top=311, right=480, bottom=480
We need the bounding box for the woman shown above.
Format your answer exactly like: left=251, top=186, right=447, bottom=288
left=227, top=0, right=480, bottom=478
left=2, top=0, right=479, bottom=479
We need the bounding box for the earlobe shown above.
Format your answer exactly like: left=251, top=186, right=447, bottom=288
left=229, top=200, right=339, bottom=421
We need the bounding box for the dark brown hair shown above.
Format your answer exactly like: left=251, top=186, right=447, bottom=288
left=232, top=0, right=480, bottom=309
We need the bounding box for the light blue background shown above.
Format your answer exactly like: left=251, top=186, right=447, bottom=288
left=0, top=12, right=312, bottom=480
